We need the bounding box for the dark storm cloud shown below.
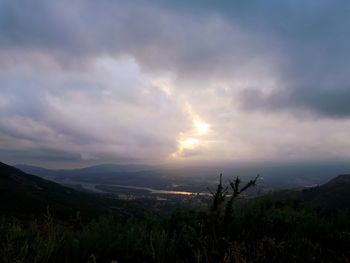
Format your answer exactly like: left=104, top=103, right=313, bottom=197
left=240, top=86, right=350, bottom=118
left=0, top=0, right=268, bottom=73
left=1, top=0, right=350, bottom=117
left=227, top=1, right=350, bottom=118
left=169, top=0, right=350, bottom=118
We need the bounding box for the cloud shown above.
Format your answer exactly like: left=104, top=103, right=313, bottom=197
left=2, top=0, right=349, bottom=118
left=1, top=0, right=350, bottom=166
left=239, top=86, right=350, bottom=118
left=0, top=55, right=188, bottom=165
left=0, top=0, right=274, bottom=77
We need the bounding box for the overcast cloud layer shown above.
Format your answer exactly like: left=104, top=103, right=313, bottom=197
left=1, top=0, right=350, bottom=167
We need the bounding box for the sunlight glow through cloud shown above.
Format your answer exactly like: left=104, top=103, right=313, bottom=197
left=193, top=119, right=210, bottom=136
left=170, top=103, right=211, bottom=159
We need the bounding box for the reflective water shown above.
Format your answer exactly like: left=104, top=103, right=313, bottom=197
left=56, top=178, right=206, bottom=195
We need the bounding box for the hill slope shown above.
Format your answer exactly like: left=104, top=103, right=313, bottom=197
left=0, top=162, right=133, bottom=219
left=300, top=174, right=350, bottom=211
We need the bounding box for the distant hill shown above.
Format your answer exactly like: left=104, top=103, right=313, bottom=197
left=15, top=163, right=166, bottom=186
left=16, top=163, right=155, bottom=176
left=15, top=163, right=204, bottom=190
left=0, top=162, right=138, bottom=219
left=17, top=161, right=350, bottom=192
left=14, top=164, right=58, bottom=179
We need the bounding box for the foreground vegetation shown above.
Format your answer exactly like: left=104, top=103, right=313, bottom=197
left=1, top=175, right=350, bottom=263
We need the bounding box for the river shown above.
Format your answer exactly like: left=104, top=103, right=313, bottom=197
left=55, top=178, right=206, bottom=196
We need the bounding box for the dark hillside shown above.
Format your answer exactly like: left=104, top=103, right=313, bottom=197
left=300, top=174, right=350, bottom=211
left=0, top=162, right=138, bottom=219
left=261, top=173, right=350, bottom=212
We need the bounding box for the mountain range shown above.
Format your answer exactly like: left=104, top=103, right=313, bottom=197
left=1, top=161, right=350, bottom=218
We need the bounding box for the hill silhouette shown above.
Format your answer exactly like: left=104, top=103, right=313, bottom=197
left=0, top=162, right=137, bottom=219
left=300, top=173, right=350, bottom=211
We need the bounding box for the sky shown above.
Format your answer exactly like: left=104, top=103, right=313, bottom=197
left=1, top=0, right=350, bottom=168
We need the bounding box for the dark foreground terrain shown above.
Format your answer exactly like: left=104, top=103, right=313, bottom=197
left=1, top=162, right=350, bottom=262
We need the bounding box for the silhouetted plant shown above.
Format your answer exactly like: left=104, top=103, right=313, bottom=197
left=206, top=174, right=260, bottom=262
left=224, top=174, right=260, bottom=223
left=209, top=173, right=228, bottom=214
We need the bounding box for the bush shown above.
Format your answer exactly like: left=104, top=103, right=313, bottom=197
left=1, top=175, right=350, bottom=262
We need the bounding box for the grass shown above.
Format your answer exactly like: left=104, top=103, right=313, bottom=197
left=1, top=176, right=350, bottom=262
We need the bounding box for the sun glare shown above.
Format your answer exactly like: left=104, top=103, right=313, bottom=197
left=194, top=119, right=210, bottom=136
left=170, top=103, right=211, bottom=159
left=180, top=138, right=199, bottom=150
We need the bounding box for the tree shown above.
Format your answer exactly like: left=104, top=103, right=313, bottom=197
left=206, top=173, right=260, bottom=262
